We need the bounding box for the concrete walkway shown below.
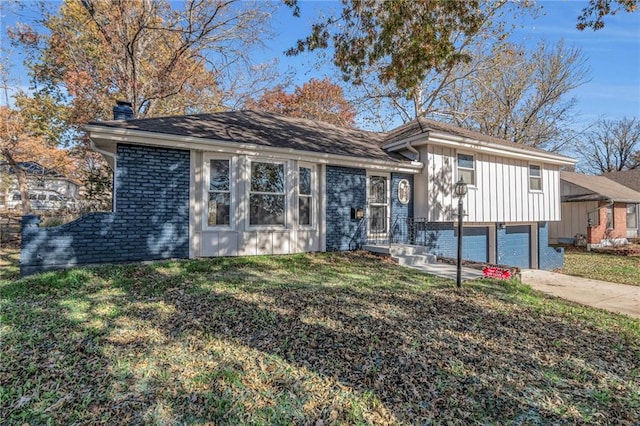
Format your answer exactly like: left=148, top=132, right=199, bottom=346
left=520, top=269, right=640, bottom=319
left=404, top=262, right=485, bottom=281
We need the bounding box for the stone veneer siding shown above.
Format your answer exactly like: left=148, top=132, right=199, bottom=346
left=325, top=166, right=366, bottom=251
left=21, top=144, right=190, bottom=276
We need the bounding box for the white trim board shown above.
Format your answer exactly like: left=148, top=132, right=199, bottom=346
left=87, top=126, right=423, bottom=174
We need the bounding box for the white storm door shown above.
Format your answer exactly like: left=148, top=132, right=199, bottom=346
left=367, top=173, right=390, bottom=238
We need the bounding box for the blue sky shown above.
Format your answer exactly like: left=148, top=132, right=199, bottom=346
left=262, top=1, right=640, bottom=129
left=2, top=1, right=639, bottom=130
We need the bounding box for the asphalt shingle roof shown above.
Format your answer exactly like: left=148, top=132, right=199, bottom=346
left=384, top=117, right=568, bottom=158
left=90, top=110, right=406, bottom=163
left=90, top=109, right=574, bottom=164
left=561, top=171, right=640, bottom=203
left=603, top=169, right=640, bottom=193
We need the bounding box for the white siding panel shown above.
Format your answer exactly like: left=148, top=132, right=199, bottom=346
left=520, top=161, right=530, bottom=222
left=491, top=156, right=499, bottom=222
left=423, top=144, right=563, bottom=223
left=218, top=232, right=238, bottom=256
left=480, top=154, right=491, bottom=222
left=495, top=156, right=505, bottom=222
left=549, top=201, right=598, bottom=243
left=508, top=158, right=517, bottom=222
left=427, top=145, right=455, bottom=221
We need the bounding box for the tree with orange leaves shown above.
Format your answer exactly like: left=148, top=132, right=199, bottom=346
left=0, top=106, right=73, bottom=213
left=246, top=78, right=356, bottom=128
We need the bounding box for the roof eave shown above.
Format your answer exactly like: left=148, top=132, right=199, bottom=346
left=383, top=130, right=576, bottom=166
left=84, top=124, right=424, bottom=173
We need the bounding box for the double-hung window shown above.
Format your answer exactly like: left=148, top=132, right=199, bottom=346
left=457, top=153, right=475, bottom=186
left=207, top=159, right=231, bottom=226
left=529, top=164, right=542, bottom=191
left=299, top=165, right=313, bottom=227
left=250, top=161, right=285, bottom=226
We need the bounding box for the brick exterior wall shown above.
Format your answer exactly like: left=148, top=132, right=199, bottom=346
left=587, top=202, right=628, bottom=244
left=496, top=225, right=531, bottom=268
left=414, top=222, right=456, bottom=258
left=390, top=173, right=414, bottom=244
left=21, top=144, right=190, bottom=276
left=538, top=221, right=564, bottom=270
left=325, top=166, right=367, bottom=251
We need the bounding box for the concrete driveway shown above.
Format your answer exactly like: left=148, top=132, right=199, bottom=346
left=520, top=269, right=640, bottom=319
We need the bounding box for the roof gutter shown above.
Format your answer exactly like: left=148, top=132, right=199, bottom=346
left=84, top=125, right=424, bottom=174
left=90, top=139, right=116, bottom=168
left=383, top=130, right=576, bottom=166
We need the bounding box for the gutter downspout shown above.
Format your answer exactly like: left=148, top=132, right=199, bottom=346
left=406, top=137, right=420, bottom=162
left=90, top=139, right=117, bottom=212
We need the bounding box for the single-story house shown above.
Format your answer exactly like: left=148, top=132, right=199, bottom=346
left=549, top=171, right=640, bottom=246
left=604, top=169, right=640, bottom=239
left=20, top=104, right=576, bottom=275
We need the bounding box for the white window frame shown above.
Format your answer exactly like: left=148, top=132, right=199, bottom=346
left=203, top=154, right=235, bottom=230
left=247, top=158, right=288, bottom=230
left=627, top=203, right=638, bottom=229
left=456, top=152, right=476, bottom=187
left=298, top=162, right=317, bottom=229
left=529, top=163, right=543, bottom=192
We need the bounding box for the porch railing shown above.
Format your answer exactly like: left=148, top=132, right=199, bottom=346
left=349, top=216, right=432, bottom=249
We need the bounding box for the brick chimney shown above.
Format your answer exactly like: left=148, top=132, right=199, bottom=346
left=113, top=100, right=134, bottom=120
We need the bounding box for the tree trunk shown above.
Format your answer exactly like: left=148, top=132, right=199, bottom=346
left=2, top=149, right=31, bottom=214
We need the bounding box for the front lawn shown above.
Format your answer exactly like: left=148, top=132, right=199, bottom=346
left=563, top=249, right=640, bottom=286
left=1, top=250, right=639, bottom=424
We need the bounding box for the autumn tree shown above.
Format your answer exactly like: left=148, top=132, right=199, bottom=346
left=9, top=0, right=277, bottom=206
left=577, top=0, right=639, bottom=30
left=0, top=106, right=74, bottom=213
left=580, top=117, right=640, bottom=173
left=246, top=78, right=356, bottom=127
left=437, top=41, right=589, bottom=150
left=288, top=1, right=538, bottom=125
left=12, top=0, right=275, bottom=123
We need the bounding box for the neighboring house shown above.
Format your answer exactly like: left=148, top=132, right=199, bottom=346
left=549, top=171, right=640, bottom=246
left=603, top=169, right=640, bottom=239
left=21, top=105, right=575, bottom=275
left=0, top=162, right=80, bottom=209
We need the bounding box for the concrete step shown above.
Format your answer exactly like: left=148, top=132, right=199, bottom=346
left=401, top=262, right=485, bottom=281
left=389, top=244, right=435, bottom=258
left=362, top=244, right=390, bottom=255
left=393, top=253, right=437, bottom=266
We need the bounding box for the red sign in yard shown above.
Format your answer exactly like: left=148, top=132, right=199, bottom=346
left=482, top=267, right=512, bottom=280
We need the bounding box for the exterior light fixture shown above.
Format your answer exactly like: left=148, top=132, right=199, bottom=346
left=455, top=178, right=468, bottom=288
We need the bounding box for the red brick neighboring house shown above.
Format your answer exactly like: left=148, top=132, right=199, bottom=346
left=604, top=170, right=640, bottom=239
left=549, top=172, right=640, bottom=247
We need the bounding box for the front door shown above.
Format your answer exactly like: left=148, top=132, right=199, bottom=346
left=367, top=174, right=390, bottom=239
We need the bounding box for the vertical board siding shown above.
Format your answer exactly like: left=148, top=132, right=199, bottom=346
left=548, top=201, right=597, bottom=243
left=425, top=146, right=561, bottom=223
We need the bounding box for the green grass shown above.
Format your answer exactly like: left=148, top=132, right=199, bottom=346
left=562, top=250, right=640, bottom=286
left=1, top=248, right=639, bottom=424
